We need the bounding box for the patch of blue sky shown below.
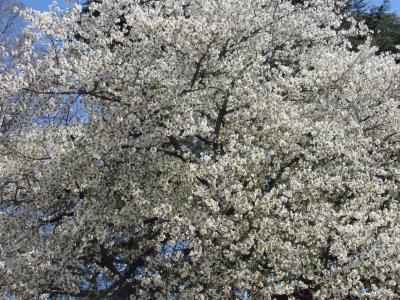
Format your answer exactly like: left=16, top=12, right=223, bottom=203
left=96, top=272, right=113, bottom=290
left=0, top=203, right=26, bottom=218
left=113, top=254, right=129, bottom=273
left=161, top=240, right=192, bottom=266
left=31, top=95, right=89, bottom=127
left=162, top=240, right=190, bottom=255
left=360, top=287, right=371, bottom=294
left=39, top=222, right=57, bottom=235
left=77, top=279, right=91, bottom=291
left=21, top=0, right=73, bottom=12
left=369, top=0, right=400, bottom=14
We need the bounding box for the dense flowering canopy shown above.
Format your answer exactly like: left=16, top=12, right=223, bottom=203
left=1, top=0, right=399, bottom=298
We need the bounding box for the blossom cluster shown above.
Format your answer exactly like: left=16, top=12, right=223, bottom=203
left=0, top=0, right=399, bottom=298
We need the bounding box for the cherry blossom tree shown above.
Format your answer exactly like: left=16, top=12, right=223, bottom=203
left=1, top=0, right=399, bottom=299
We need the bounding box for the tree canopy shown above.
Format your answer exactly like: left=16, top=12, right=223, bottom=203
left=0, top=0, right=400, bottom=299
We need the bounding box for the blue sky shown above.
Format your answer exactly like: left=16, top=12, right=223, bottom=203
left=20, top=0, right=400, bottom=14
left=21, top=0, right=73, bottom=11
left=370, top=0, right=400, bottom=13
